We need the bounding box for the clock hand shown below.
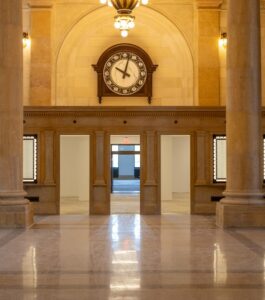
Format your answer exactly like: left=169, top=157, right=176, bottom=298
left=123, top=56, right=130, bottom=79
left=115, top=67, right=130, bottom=78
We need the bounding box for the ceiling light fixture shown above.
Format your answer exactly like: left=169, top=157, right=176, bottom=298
left=99, top=0, right=149, bottom=37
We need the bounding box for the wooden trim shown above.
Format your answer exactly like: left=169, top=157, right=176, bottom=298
left=21, top=106, right=241, bottom=215
left=24, top=106, right=226, bottom=113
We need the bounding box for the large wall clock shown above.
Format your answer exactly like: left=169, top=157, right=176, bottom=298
left=92, top=44, right=158, bottom=104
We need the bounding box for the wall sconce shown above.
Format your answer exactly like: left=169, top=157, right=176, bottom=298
left=23, top=32, right=31, bottom=48
left=219, top=32, right=227, bottom=48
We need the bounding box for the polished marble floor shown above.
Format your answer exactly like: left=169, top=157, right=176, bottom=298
left=111, top=194, right=140, bottom=214
left=60, top=193, right=190, bottom=215
left=0, top=214, right=264, bottom=299
left=112, top=179, right=140, bottom=192
left=162, top=193, right=190, bottom=214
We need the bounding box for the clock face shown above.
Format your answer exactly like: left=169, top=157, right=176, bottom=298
left=103, top=51, right=147, bottom=95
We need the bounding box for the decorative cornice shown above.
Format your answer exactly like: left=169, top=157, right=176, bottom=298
left=24, top=0, right=53, bottom=9
left=24, top=106, right=226, bottom=112
left=23, top=106, right=226, bottom=119
left=196, top=0, right=223, bottom=8
left=22, top=106, right=265, bottom=126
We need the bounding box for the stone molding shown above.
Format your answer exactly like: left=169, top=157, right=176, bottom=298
left=24, top=106, right=265, bottom=118
left=24, top=106, right=226, bottom=119
left=196, top=0, right=223, bottom=8
left=24, top=0, right=53, bottom=9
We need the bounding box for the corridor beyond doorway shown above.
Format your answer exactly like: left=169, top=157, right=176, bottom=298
left=110, top=135, right=140, bottom=214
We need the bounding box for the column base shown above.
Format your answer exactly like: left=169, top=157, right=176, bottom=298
left=216, top=201, right=265, bottom=228
left=0, top=201, right=34, bottom=228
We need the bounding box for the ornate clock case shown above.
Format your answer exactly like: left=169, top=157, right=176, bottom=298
left=92, top=44, right=158, bottom=104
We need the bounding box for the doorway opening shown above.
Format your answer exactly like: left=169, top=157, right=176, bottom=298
left=110, top=135, right=140, bottom=214
left=161, top=135, right=191, bottom=214
left=60, top=135, right=90, bottom=215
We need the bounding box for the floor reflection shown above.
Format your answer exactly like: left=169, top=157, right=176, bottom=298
left=110, top=215, right=141, bottom=294
left=0, top=215, right=264, bottom=300
left=213, top=243, right=227, bottom=284
left=21, top=245, right=38, bottom=300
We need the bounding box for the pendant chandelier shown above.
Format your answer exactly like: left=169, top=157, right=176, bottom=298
left=99, top=0, right=149, bottom=37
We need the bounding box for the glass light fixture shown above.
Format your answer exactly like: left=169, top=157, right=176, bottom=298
left=100, top=0, right=149, bottom=37
left=219, top=32, right=227, bottom=48
left=23, top=32, right=31, bottom=48
left=114, top=14, right=135, bottom=37
left=121, top=30, right=129, bottom=38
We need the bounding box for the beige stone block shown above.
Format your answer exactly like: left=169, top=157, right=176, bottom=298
left=31, top=11, right=51, bottom=37
left=30, top=10, right=51, bottom=105
left=216, top=202, right=265, bottom=228
left=31, top=65, right=51, bottom=85
left=199, top=68, right=220, bottom=105
left=74, top=87, right=91, bottom=98
left=31, top=39, right=51, bottom=63
left=0, top=203, right=33, bottom=228
left=199, top=38, right=220, bottom=67
left=198, top=10, right=220, bottom=106
left=31, top=87, right=51, bottom=105
left=199, top=11, right=220, bottom=36
left=150, top=4, right=194, bottom=48
left=75, top=56, right=91, bottom=68
left=74, top=77, right=92, bottom=88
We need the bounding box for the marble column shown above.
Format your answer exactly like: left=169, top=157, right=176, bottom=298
left=216, top=0, right=265, bottom=228
left=0, top=0, right=33, bottom=227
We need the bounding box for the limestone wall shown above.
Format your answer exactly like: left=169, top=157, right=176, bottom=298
left=21, top=0, right=265, bottom=107
left=23, top=0, right=195, bottom=106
